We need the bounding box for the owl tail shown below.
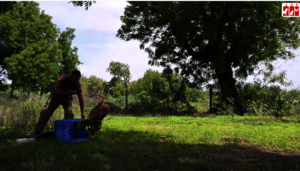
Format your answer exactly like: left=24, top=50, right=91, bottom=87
left=76, top=118, right=94, bottom=134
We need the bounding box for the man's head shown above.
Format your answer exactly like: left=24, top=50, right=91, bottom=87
left=70, top=69, right=81, bottom=84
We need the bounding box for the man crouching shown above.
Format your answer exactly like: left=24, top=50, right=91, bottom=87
left=76, top=101, right=110, bottom=139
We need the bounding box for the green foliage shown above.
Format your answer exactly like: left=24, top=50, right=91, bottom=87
left=124, top=69, right=202, bottom=113
left=272, top=94, right=299, bottom=118
left=142, top=69, right=170, bottom=101
left=80, top=75, right=89, bottom=95
left=58, top=27, right=82, bottom=76
left=112, top=83, right=126, bottom=96
left=69, top=1, right=96, bottom=10
left=0, top=84, right=22, bottom=101
left=109, top=92, right=125, bottom=107
left=0, top=1, right=60, bottom=92
left=102, top=81, right=110, bottom=98
left=0, top=82, right=9, bottom=91
left=0, top=1, right=17, bottom=14
left=237, top=82, right=300, bottom=117
left=116, top=2, right=300, bottom=115
left=86, top=75, right=105, bottom=94
left=185, top=87, right=202, bottom=103
left=106, top=61, right=131, bottom=84
left=239, top=84, right=282, bottom=111
left=107, top=61, right=132, bottom=109
left=0, top=2, right=82, bottom=94
left=5, top=40, right=63, bottom=92
left=128, top=69, right=170, bottom=110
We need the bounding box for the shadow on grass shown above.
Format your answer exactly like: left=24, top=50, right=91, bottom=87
left=0, top=127, right=299, bottom=171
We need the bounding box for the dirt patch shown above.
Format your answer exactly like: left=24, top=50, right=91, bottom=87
left=157, top=139, right=165, bottom=143
left=280, top=119, right=290, bottom=123
left=210, top=144, right=300, bottom=171
left=222, top=137, right=250, bottom=144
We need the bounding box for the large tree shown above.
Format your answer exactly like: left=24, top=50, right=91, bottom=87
left=87, top=75, right=105, bottom=96
left=0, top=1, right=61, bottom=96
left=58, top=27, right=82, bottom=76
left=116, top=2, right=300, bottom=115
left=106, top=61, right=131, bottom=110
left=0, top=1, right=17, bottom=15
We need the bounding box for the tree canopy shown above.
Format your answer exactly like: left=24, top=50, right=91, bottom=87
left=58, top=27, right=82, bottom=76
left=69, top=1, right=96, bottom=10
left=0, top=1, right=17, bottom=15
left=0, top=1, right=82, bottom=95
left=107, top=61, right=131, bottom=110
left=116, top=2, right=300, bottom=115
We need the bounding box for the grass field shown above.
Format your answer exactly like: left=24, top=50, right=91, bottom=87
left=1, top=114, right=300, bottom=171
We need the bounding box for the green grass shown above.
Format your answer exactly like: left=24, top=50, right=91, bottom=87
left=1, top=115, right=300, bottom=171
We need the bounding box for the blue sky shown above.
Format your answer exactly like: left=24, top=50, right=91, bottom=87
left=34, top=1, right=300, bottom=90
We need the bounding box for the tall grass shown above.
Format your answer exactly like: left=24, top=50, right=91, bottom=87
left=0, top=89, right=299, bottom=139
left=0, top=93, right=101, bottom=138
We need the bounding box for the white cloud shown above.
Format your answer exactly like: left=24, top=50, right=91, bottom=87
left=38, top=1, right=165, bottom=82
left=79, top=39, right=164, bottom=81
left=38, top=1, right=128, bottom=33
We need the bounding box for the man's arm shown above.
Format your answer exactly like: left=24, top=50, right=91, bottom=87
left=78, top=95, right=85, bottom=119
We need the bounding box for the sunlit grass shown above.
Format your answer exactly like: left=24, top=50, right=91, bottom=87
left=1, top=115, right=300, bottom=171
left=1, top=94, right=300, bottom=171
left=100, top=115, right=300, bottom=152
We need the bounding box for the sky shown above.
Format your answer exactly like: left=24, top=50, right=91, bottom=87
left=31, top=1, right=300, bottom=90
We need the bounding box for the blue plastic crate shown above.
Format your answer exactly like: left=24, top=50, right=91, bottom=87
left=55, top=119, right=89, bottom=143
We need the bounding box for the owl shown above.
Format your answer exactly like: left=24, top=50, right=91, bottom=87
left=76, top=101, right=111, bottom=138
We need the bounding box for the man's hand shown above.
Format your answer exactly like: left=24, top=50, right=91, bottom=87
left=81, top=113, right=85, bottom=120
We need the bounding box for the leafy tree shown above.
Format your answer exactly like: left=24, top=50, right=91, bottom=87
left=107, top=76, right=122, bottom=94
left=112, top=83, right=126, bottom=96
left=69, top=1, right=96, bottom=10
left=141, top=69, right=170, bottom=104
left=5, top=40, right=63, bottom=95
left=80, top=74, right=89, bottom=95
left=87, top=75, right=105, bottom=96
left=0, top=1, right=62, bottom=96
left=116, top=2, right=300, bottom=115
left=185, top=87, right=202, bottom=103
left=128, top=80, right=136, bottom=95
left=58, top=27, right=82, bottom=76
left=106, top=61, right=131, bottom=110
left=0, top=1, right=17, bottom=14
left=128, top=79, right=143, bottom=101
left=102, top=81, right=110, bottom=99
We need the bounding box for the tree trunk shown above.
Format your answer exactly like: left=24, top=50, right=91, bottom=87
left=125, top=82, right=128, bottom=111
left=40, top=87, right=43, bottom=97
left=209, top=86, right=212, bottom=113
left=11, top=80, right=14, bottom=97
left=181, top=84, right=199, bottom=115
left=214, top=64, right=245, bottom=116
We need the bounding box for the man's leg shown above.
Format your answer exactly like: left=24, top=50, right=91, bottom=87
left=34, top=95, right=61, bottom=135
left=62, top=95, right=74, bottom=119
